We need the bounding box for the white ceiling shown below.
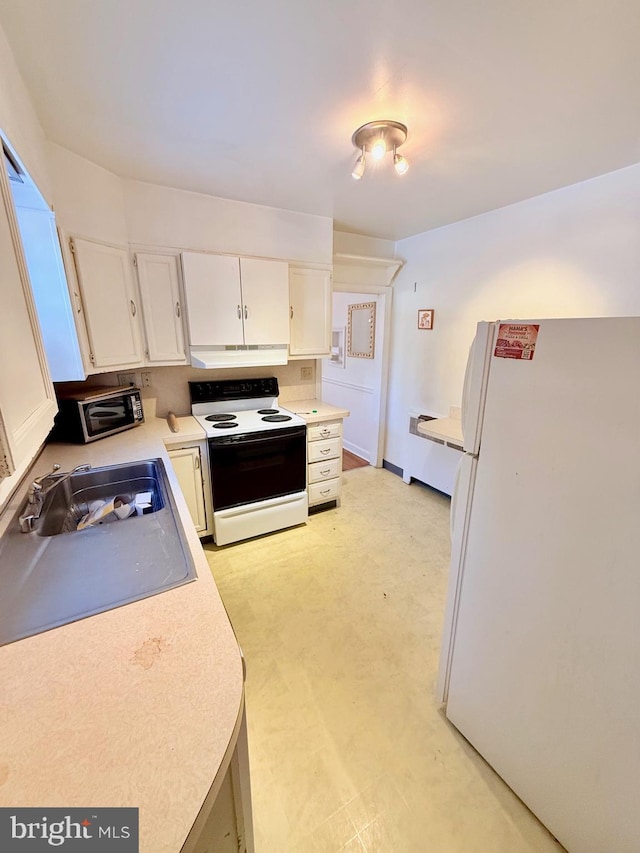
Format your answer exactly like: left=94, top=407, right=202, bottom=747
left=2, top=0, right=640, bottom=240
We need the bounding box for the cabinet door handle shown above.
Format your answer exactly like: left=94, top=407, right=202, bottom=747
left=244, top=305, right=248, bottom=319
left=130, top=299, right=137, bottom=317
left=195, top=454, right=200, bottom=470
left=290, top=305, right=293, bottom=319
left=237, top=304, right=241, bottom=319
left=320, top=448, right=331, bottom=455
left=74, top=291, right=82, bottom=313
left=176, top=301, right=181, bottom=318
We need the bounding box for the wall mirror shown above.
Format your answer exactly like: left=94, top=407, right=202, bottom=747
left=347, top=302, right=376, bottom=359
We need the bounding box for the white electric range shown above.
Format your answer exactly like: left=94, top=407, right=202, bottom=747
left=190, top=378, right=308, bottom=545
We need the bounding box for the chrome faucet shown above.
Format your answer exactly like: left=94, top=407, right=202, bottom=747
left=19, top=463, right=91, bottom=533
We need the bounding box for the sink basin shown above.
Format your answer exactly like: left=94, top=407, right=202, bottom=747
left=0, top=458, right=197, bottom=647
left=38, top=460, right=165, bottom=535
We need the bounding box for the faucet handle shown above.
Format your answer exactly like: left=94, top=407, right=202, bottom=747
left=32, top=463, right=61, bottom=493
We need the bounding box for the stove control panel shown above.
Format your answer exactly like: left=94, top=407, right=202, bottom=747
left=189, top=377, right=279, bottom=404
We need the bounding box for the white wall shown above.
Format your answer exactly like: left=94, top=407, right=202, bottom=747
left=46, top=144, right=333, bottom=264
left=386, top=163, right=640, bottom=470
left=127, top=181, right=332, bottom=263
left=334, top=230, right=396, bottom=260
left=0, top=24, right=51, bottom=203
left=48, top=143, right=129, bottom=244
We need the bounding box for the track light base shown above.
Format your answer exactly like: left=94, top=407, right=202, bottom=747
left=351, top=120, right=408, bottom=153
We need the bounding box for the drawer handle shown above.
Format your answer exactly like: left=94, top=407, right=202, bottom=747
left=321, top=429, right=331, bottom=436
left=320, top=488, right=331, bottom=496
left=319, top=448, right=331, bottom=455
left=320, top=468, right=331, bottom=475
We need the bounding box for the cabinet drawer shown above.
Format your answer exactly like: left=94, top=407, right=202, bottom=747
left=309, top=478, right=341, bottom=505
left=308, top=458, right=340, bottom=484
left=308, top=437, right=341, bottom=463
left=308, top=422, right=341, bottom=442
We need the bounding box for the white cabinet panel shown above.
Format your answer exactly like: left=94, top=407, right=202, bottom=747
left=182, top=252, right=243, bottom=346
left=70, top=237, right=144, bottom=368
left=182, top=253, right=289, bottom=349
left=0, top=154, right=56, bottom=505
left=168, top=445, right=208, bottom=533
left=240, top=257, right=289, bottom=345
left=135, top=253, right=186, bottom=363
left=289, top=267, right=331, bottom=356
left=14, top=208, right=87, bottom=381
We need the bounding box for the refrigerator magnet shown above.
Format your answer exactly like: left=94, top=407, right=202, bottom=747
left=494, top=323, right=540, bottom=360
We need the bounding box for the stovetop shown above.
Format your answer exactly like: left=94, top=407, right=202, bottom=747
left=190, top=377, right=306, bottom=437
left=192, top=405, right=306, bottom=437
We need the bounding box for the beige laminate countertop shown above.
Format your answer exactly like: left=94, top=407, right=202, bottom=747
left=0, top=416, right=242, bottom=853
left=286, top=399, right=350, bottom=424
left=417, top=416, right=464, bottom=446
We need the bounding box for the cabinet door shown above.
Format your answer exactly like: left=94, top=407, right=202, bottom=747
left=14, top=208, right=87, bottom=381
left=182, top=252, right=243, bottom=346
left=239, top=257, right=289, bottom=345
left=0, top=154, right=56, bottom=506
left=135, top=253, right=186, bottom=363
left=289, top=267, right=332, bottom=356
left=168, top=446, right=207, bottom=532
left=71, top=237, right=144, bottom=368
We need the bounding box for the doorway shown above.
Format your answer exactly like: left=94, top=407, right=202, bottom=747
left=321, top=281, right=393, bottom=467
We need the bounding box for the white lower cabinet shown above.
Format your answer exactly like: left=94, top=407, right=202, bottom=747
left=167, top=442, right=213, bottom=536
left=306, top=419, right=343, bottom=508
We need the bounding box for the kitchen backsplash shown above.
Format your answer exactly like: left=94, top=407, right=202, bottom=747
left=59, top=361, right=318, bottom=417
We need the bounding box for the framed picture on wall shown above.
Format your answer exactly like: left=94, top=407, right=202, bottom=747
left=418, top=309, right=434, bottom=330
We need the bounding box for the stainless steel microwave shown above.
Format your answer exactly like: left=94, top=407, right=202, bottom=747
left=52, top=385, right=144, bottom=443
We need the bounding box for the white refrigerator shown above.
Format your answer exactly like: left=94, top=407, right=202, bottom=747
left=437, top=317, right=640, bottom=853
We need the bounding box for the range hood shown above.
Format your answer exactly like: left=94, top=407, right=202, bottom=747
left=190, top=345, right=289, bottom=369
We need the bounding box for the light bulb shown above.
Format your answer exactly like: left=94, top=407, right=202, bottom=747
left=393, top=152, right=409, bottom=175
left=351, top=150, right=366, bottom=180
left=371, top=139, right=386, bottom=160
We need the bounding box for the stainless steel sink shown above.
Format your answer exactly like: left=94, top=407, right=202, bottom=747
left=38, top=460, right=165, bottom=535
left=0, top=458, right=197, bottom=646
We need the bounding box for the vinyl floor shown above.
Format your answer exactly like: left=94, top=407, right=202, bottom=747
left=205, top=466, right=565, bottom=853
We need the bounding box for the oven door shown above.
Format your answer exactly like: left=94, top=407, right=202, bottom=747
left=208, top=426, right=306, bottom=511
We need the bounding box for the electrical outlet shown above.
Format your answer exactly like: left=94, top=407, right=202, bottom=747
left=300, top=366, right=313, bottom=380
left=140, top=371, right=152, bottom=388
left=117, top=373, right=136, bottom=387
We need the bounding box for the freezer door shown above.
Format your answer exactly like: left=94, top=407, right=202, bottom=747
left=435, top=452, right=477, bottom=703
left=461, top=321, right=495, bottom=454
left=445, top=316, right=640, bottom=853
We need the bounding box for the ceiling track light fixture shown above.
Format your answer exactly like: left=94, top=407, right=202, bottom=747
left=351, top=120, right=409, bottom=180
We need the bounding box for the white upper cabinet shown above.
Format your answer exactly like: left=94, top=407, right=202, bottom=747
left=239, top=257, right=289, bottom=345
left=70, top=237, right=144, bottom=369
left=14, top=209, right=88, bottom=382
left=0, top=153, right=56, bottom=505
left=182, top=252, right=243, bottom=346
left=135, top=252, right=187, bottom=363
left=182, top=252, right=289, bottom=346
left=289, top=267, right=332, bottom=357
